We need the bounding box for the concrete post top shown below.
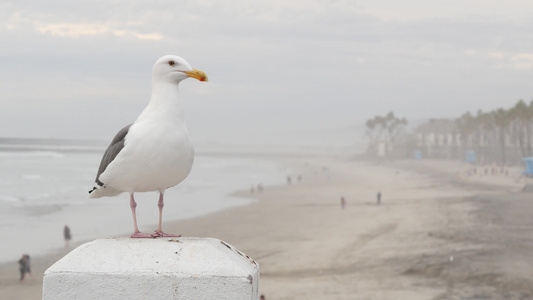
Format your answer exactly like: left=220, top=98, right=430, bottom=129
left=45, top=237, right=258, bottom=277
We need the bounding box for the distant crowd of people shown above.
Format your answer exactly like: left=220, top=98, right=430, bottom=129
left=465, top=164, right=509, bottom=178
left=251, top=183, right=264, bottom=194
left=340, top=191, right=382, bottom=209
left=250, top=174, right=304, bottom=194
left=285, top=175, right=302, bottom=185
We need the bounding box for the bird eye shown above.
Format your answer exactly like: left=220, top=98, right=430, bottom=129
left=168, top=60, right=175, bottom=66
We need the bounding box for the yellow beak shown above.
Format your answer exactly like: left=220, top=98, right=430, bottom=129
left=183, top=69, right=208, bottom=82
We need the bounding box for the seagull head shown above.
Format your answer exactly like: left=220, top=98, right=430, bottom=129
left=152, top=55, right=208, bottom=84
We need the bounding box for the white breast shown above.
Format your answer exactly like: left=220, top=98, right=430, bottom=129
left=99, top=99, right=194, bottom=193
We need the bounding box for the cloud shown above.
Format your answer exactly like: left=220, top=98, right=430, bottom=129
left=34, top=22, right=109, bottom=37
left=33, top=21, right=164, bottom=41
left=488, top=52, right=504, bottom=59
left=510, top=53, right=533, bottom=69
left=513, top=53, right=533, bottom=61
left=109, top=29, right=164, bottom=41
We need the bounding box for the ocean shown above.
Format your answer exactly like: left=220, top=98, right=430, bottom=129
left=0, top=138, right=287, bottom=264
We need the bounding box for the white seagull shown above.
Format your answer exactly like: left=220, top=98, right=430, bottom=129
left=88, top=55, right=207, bottom=238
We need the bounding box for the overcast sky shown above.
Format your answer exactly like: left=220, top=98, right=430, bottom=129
left=2, top=0, right=533, bottom=145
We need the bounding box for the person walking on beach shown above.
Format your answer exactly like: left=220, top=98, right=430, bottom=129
left=64, top=225, right=72, bottom=248
left=341, top=197, right=346, bottom=209
left=18, top=254, right=32, bottom=281
left=377, top=191, right=381, bottom=205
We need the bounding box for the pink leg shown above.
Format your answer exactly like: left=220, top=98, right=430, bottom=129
left=129, top=193, right=154, bottom=238
left=154, top=192, right=180, bottom=237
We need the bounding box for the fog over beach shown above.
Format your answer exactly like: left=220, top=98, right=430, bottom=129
left=4, top=143, right=533, bottom=299
left=3, top=1, right=533, bottom=299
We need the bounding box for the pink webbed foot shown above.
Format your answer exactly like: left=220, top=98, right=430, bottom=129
left=154, top=232, right=181, bottom=237
left=130, top=232, right=157, bottom=238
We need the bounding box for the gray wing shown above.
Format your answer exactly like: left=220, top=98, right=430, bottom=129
left=94, top=124, right=132, bottom=187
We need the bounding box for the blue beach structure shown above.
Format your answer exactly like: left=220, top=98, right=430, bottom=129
left=523, top=157, right=533, bottom=177
left=465, top=150, right=476, bottom=163
left=413, top=150, right=422, bottom=160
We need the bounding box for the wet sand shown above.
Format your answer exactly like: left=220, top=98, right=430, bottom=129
left=1, top=157, right=533, bottom=299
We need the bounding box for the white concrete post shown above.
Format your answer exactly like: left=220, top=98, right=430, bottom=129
left=43, top=237, right=259, bottom=300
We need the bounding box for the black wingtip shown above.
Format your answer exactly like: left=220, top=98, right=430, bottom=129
left=88, top=187, right=96, bottom=194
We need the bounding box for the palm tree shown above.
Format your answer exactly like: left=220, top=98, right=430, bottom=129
left=455, top=112, right=476, bottom=158
left=509, top=100, right=531, bottom=157
left=365, top=112, right=409, bottom=158
left=493, top=108, right=511, bottom=164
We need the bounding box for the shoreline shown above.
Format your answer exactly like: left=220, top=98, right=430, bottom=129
left=2, top=157, right=533, bottom=299
left=0, top=152, right=289, bottom=265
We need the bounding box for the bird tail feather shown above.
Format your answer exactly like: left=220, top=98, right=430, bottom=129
left=88, top=186, right=123, bottom=198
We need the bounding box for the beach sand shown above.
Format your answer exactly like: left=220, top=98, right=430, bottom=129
left=2, top=156, right=533, bottom=299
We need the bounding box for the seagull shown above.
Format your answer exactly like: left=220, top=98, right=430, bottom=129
left=88, top=55, right=207, bottom=238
